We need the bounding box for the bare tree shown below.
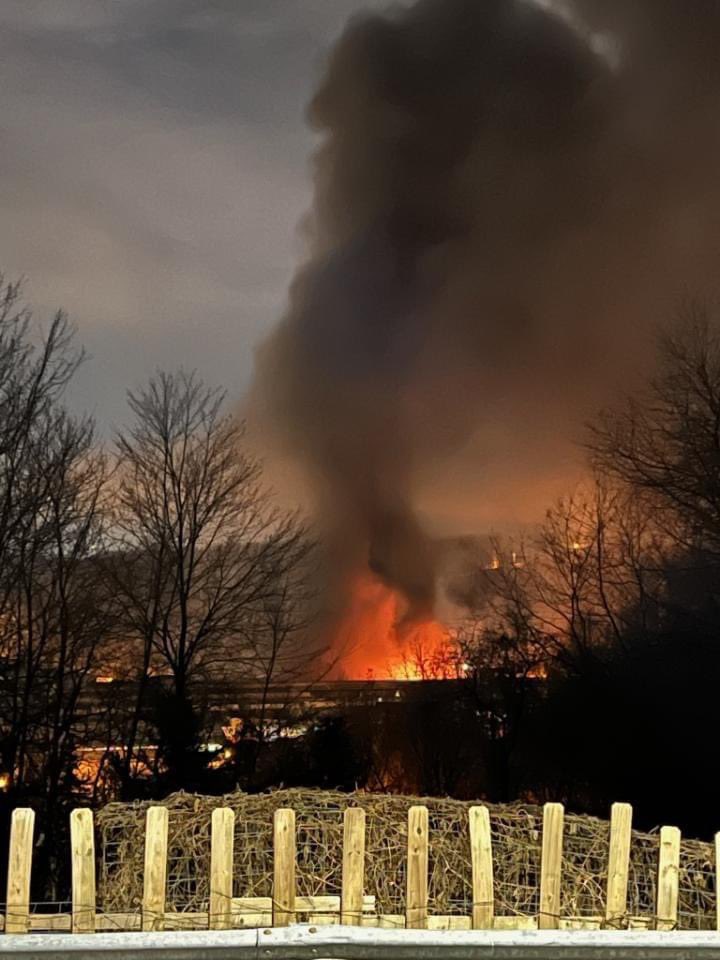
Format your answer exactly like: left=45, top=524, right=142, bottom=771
left=588, top=302, right=720, bottom=559
left=0, top=275, right=112, bottom=895
left=0, top=276, right=83, bottom=619
left=110, top=369, right=314, bottom=787
left=471, top=481, right=668, bottom=674
left=236, top=565, right=324, bottom=782
left=0, top=276, right=102, bottom=789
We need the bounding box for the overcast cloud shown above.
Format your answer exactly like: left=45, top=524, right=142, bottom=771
left=0, top=0, right=380, bottom=429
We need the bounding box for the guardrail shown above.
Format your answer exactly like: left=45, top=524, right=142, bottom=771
left=3, top=801, right=720, bottom=935
left=3, top=927, right=720, bottom=960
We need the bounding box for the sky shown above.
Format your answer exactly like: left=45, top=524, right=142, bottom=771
left=6, top=1, right=719, bottom=539
left=0, top=0, right=383, bottom=432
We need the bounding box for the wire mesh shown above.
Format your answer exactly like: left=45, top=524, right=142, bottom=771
left=95, top=788, right=717, bottom=929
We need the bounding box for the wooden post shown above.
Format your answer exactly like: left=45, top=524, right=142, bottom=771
left=539, top=803, right=564, bottom=930
left=71, top=808, right=96, bottom=933
left=716, top=832, right=720, bottom=933
left=406, top=805, right=429, bottom=929
left=341, top=807, right=366, bottom=925
left=210, top=807, right=235, bottom=931
left=273, top=808, right=296, bottom=927
left=656, top=825, right=680, bottom=931
left=606, top=802, right=632, bottom=927
left=469, top=805, right=494, bottom=929
left=142, top=806, right=168, bottom=932
left=5, top=808, right=35, bottom=935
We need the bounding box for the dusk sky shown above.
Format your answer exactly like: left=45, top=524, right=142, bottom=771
left=0, top=0, right=382, bottom=430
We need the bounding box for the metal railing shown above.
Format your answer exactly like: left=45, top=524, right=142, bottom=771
left=3, top=926, right=720, bottom=960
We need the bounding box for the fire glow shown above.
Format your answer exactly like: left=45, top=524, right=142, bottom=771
left=333, top=572, right=454, bottom=680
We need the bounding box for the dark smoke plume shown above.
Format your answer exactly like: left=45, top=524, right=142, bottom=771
left=252, top=0, right=720, bottom=619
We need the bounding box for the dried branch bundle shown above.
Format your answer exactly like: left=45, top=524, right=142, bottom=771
left=96, top=789, right=716, bottom=929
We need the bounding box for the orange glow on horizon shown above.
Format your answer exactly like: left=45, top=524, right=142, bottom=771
left=331, top=572, right=455, bottom=680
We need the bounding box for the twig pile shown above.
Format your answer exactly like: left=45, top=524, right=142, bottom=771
left=96, top=789, right=716, bottom=929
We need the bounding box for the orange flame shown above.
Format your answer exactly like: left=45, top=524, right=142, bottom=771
left=332, top=572, right=454, bottom=680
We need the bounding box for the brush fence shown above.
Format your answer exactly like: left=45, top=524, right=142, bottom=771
left=2, top=802, right=719, bottom=935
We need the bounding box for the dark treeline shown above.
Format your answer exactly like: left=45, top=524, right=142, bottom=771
left=1, top=274, right=720, bottom=898
left=0, top=275, right=318, bottom=896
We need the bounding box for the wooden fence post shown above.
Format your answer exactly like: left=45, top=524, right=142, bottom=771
left=716, top=832, right=720, bottom=933
left=210, top=808, right=235, bottom=931
left=406, top=805, right=429, bottom=929
left=469, top=805, right=494, bottom=930
left=656, top=825, right=680, bottom=931
left=539, top=802, right=564, bottom=930
left=341, top=807, right=366, bottom=926
left=273, top=808, right=296, bottom=927
left=606, top=802, right=632, bottom=927
left=142, top=806, right=168, bottom=932
left=71, top=808, right=96, bottom=933
left=5, top=808, right=35, bottom=935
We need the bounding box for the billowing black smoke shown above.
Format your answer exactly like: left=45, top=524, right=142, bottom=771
left=252, top=0, right=720, bottom=619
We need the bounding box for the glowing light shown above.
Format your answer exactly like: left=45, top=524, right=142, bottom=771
left=0, top=772, right=10, bottom=791
left=95, top=675, right=114, bottom=684
left=332, top=572, right=453, bottom=680
left=528, top=663, right=548, bottom=679
left=222, top=718, right=243, bottom=742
